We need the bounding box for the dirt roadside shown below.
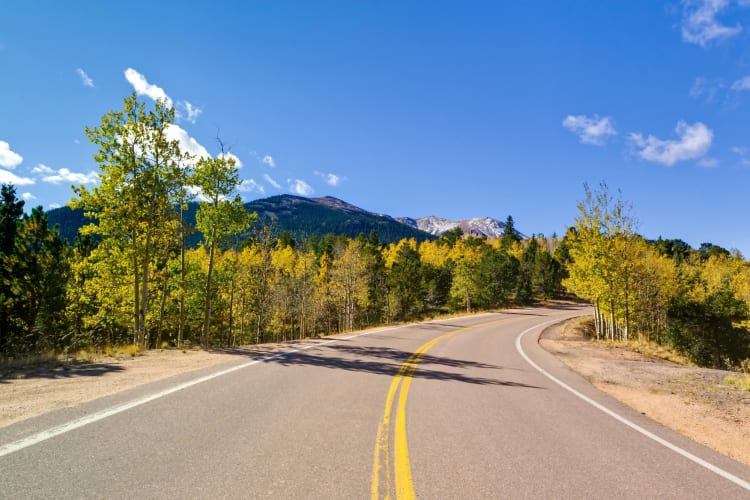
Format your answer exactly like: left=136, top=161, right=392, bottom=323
left=540, top=319, right=750, bottom=467
left=1, top=320, right=749, bottom=468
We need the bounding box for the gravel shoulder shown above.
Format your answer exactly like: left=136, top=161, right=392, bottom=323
left=540, top=319, right=750, bottom=467
left=2, top=318, right=749, bottom=468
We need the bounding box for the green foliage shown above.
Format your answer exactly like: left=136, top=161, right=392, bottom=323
left=0, top=187, right=70, bottom=356
left=668, top=290, right=750, bottom=369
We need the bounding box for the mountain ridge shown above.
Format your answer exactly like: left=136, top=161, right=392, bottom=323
left=45, top=195, right=519, bottom=245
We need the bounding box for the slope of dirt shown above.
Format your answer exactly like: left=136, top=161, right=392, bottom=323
left=540, top=321, right=750, bottom=467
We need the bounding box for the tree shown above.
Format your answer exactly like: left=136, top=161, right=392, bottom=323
left=194, top=153, right=255, bottom=346
left=72, top=93, right=188, bottom=348
left=501, top=215, right=521, bottom=250
left=563, top=182, right=638, bottom=340
left=0, top=184, right=25, bottom=352
left=387, top=242, right=424, bottom=321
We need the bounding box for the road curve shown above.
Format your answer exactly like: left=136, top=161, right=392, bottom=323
left=1, top=305, right=749, bottom=499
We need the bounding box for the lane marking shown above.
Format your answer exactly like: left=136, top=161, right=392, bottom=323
left=372, top=316, right=512, bottom=500
left=515, top=320, right=750, bottom=493
left=0, top=325, right=402, bottom=459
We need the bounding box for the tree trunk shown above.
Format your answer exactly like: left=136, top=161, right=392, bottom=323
left=202, top=232, right=216, bottom=348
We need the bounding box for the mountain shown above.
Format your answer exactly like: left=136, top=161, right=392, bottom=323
left=396, top=216, right=520, bottom=239
left=246, top=195, right=435, bottom=244
left=46, top=195, right=435, bottom=247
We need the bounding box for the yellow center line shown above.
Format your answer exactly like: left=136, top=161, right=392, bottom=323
left=371, top=317, right=512, bottom=499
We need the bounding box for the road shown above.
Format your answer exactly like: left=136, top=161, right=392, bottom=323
left=1, top=304, right=749, bottom=499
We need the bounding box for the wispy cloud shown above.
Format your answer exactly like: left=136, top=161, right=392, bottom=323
left=315, top=171, right=342, bottom=186
left=630, top=121, right=713, bottom=166
left=76, top=68, right=94, bottom=88
left=698, top=157, right=719, bottom=168
left=289, top=179, right=313, bottom=196
left=179, top=101, right=202, bottom=124
left=681, top=0, right=743, bottom=47
left=730, top=75, right=750, bottom=90
left=262, top=155, right=275, bottom=168
left=0, top=140, right=23, bottom=169
left=263, top=174, right=281, bottom=189
left=562, top=114, right=616, bottom=145
left=237, top=179, right=265, bottom=194
left=21, top=192, right=36, bottom=201
left=0, top=169, right=34, bottom=185
left=32, top=164, right=99, bottom=184
left=124, top=68, right=173, bottom=108
left=690, top=77, right=725, bottom=101
left=731, top=146, right=750, bottom=165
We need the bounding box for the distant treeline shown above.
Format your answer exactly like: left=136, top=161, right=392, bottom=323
left=2, top=94, right=749, bottom=373
left=0, top=181, right=566, bottom=355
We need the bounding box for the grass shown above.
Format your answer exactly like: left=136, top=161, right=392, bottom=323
left=563, top=315, right=692, bottom=365
left=1, top=344, right=144, bottom=374
left=723, top=374, right=750, bottom=391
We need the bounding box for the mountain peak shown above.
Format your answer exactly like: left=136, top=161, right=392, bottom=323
left=397, top=215, right=520, bottom=239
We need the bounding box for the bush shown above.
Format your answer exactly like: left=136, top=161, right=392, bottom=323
left=667, top=290, right=750, bottom=369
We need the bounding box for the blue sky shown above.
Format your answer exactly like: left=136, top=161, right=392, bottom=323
left=2, top=1, right=750, bottom=254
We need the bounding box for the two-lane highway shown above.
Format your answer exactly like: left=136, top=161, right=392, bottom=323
left=1, top=305, right=749, bottom=498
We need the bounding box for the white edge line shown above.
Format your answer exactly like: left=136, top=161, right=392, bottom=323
left=0, top=325, right=402, bottom=458
left=515, top=318, right=750, bottom=492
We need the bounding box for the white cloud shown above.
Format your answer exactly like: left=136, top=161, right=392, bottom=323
left=681, top=0, right=742, bottom=47
left=179, top=101, right=202, bottom=124
left=186, top=185, right=209, bottom=202
left=165, top=124, right=210, bottom=161
left=0, top=169, right=34, bottom=185
left=0, top=140, right=23, bottom=168
left=263, top=173, right=281, bottom=189
left=33, top=164, right=99, bottom=184
left=49, top=203, right=61, bottom=209
left=262, top=155, right=275, bottom=168
left=237, top=179, right=265, bottom=194
left=315, top=170, right=342, bottom=186
left=289, top=178, right=313, bottom=196
left=124, top=68, right=173, bottom=108
left=630, top=121, right=713, bottom=166
left=76, top=68, right=94, bottom=88
left=21, top=192, right=36, bottom=201
left=731, top=75, right=750, bottom=90
left=218, top=152, right=242, bottom=167
left=562, top=114, right=616, bottom=145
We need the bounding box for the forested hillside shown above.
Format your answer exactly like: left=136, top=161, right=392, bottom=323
left=46, top=195, right=434, bottom=248
left=2, top=95, right=749, bottom=376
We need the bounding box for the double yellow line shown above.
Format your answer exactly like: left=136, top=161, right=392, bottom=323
left=370, top=318, right=509, bottom=499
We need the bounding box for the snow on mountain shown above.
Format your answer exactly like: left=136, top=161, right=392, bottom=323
left=396, top=216, right=517, bottom=239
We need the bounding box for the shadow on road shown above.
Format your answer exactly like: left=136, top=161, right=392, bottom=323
left=0, top=363, right=125, bottom=384
left=213, top=343, right=543, bottom=389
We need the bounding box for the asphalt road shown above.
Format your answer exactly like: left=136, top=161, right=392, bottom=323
left=2, top=304, right=750, bottom=499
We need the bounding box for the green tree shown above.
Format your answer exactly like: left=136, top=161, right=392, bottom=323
left=194, top=153, right=254, bottom=346
left=0, top=184, right=25, bottom=353
left=501, top=215, right=521, bottom=250
left=388, top=243, right=424, bottom=321
left=9, top=208, right=70, bottom=352
left=72, top=93, right=188, bottom=348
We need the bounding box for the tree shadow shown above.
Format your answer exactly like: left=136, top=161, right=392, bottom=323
left=215, top=343, right=542, bottom=389
left=0, top=363, right=125, bottom=384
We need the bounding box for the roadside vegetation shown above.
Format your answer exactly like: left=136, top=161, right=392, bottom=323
left=1, top=95, right=749, bottom=376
